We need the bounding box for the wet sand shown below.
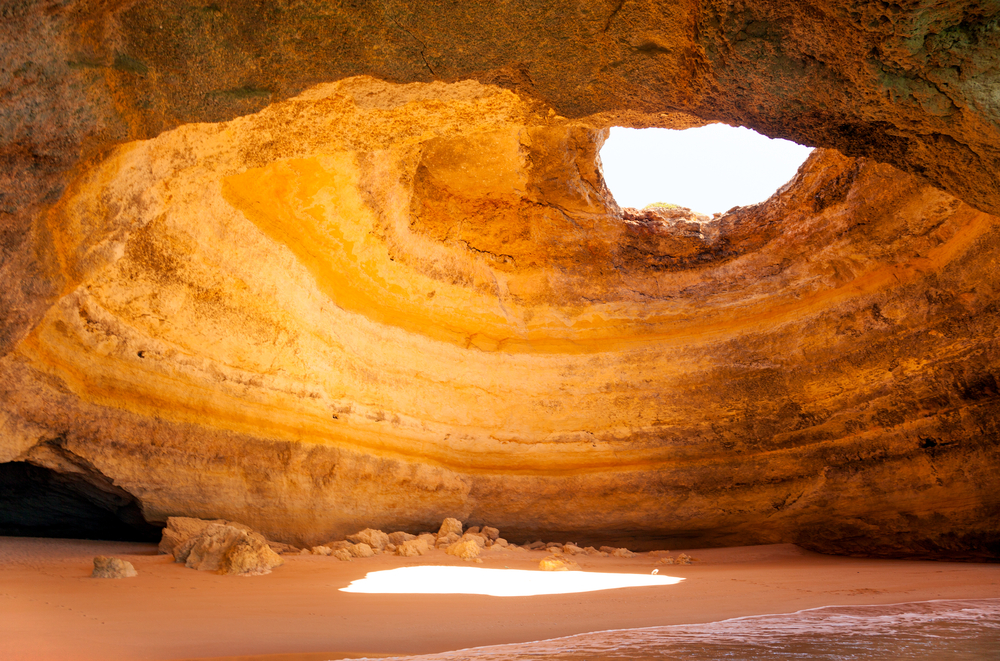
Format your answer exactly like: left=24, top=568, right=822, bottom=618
left=2, top=537, right=998, bottom=661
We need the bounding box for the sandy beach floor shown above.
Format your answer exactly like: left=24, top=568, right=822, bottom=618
left=2, top=536, right=998, bottom=661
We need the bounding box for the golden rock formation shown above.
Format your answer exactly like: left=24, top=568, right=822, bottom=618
left=2, top=3, right=1000, bottom=559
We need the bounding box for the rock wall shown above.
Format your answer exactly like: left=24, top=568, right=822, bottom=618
left=2, top=2, right=1000, bottom=558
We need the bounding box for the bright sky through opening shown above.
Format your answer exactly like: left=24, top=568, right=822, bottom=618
left=600, top=125, right=814, bottom=215
left=340, top=565, right=684, bottom=597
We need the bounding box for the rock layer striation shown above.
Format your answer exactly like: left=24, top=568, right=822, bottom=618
left=2, top=4, right=1000, bottom=560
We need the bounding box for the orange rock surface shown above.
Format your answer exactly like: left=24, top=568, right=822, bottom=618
left=2, top=4, right=1000, bottom=559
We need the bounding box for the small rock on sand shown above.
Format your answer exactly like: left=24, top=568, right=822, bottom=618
left=446, top=539, right=481, bottom=560
left=396, top=538, right=430, bottom=556
left=436, top=531, right=460, bottom=548
left=539, top=555, right=579, bottom=571
left=347, top=528, right=390, bottom=552
left=348, top=542, right=375, bottom=558
left=388, top=531, right=415, bottom=545
left=438, top=517, right=463, bottom=537
left=92, top=556, right=137, bottom=578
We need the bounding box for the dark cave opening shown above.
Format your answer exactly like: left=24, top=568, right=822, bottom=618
left=0, top=461, right=163, bottom=542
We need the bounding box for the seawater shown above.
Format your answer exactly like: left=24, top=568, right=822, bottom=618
left=340, top=599, right=1000, bottom=661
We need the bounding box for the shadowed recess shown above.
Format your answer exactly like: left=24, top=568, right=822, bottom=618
left=0, top=462, right=162, bottom=542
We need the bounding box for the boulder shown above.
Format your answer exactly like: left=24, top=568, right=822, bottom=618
left=324, top=541, right=355, bottom=551
left=331, top=549, right=353, bottom=561
left=91, top=556, right=137, bottom=578
left=436, top=532, right=460, bottom=548
left=388, top=531, right=416, bottom=545
left=445, top=539, right=481, bottom=561
left=396, top=538, right=430, bottom=557
left=438, top=518, right=464, bottom=537
left=173, top=523, right=283, bottom=575
left=158, top=516, right=250, bottom=557
left=481, top=526, right=500, bottom=542
left=311, top=546, right=333, bottom=556
left=539, top=555, right=579, bottom=571
left=459, top=533, right=487, bottom=548
left=348, top=542, right=375, bottom=558
left=346, top=528, right=390, bottom=552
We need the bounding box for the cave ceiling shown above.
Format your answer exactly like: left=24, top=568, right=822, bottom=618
left=1, top=0, right=999, bottom=558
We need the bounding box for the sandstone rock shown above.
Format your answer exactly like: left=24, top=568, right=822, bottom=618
left=347, top=543, right=375, bottom=558
left=347, top=529, right=390, bottom=552
left=466, top=526, right=480, bottom=534
left=676, top=553, right=693, bottom=565
left=331, top=549, right=353, bottom=562
left=91, top=556, right=137, bottom=579
left=158, top=516, right=251, bottom=557
left=417, top=533, right=437, bottom=548
left=310, top=546, right=332, bottom=556
left=3, top=16, right=1000, bottom=563
left=436, top=532, right=460, bottom=548
left=584, top=547, right=607, bottom=557
left=539, top=555, right=579, bottom=571
left=445, top=539, right=481, bottom=561
left=268, top=541, right=300, bottom=555
left=438, top=518, right=463, bottom=537
left=563, top=543, right=584, bottom=555
left=493, top=538, right=509, bottom=548
left=460, top=533, right=487, bottom=548
left=324, top=541, right=354, bottom=552
left=175, top=524, right=283, bottom=575
left=526, top=541, right=547, bottom=550
left=388, top=531, right=416, bottom=545
left=396, top=538, right=430, bottom=557
left=482, top=526, right=500, bottom=542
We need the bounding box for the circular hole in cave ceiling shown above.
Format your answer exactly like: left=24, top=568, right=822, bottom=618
left=600, top=125, right=814, bottom=215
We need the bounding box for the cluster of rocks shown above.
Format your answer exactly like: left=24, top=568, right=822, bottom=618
left=157, top=515, right=695, bottom=574
left=306, top=518, right=506, bottom=563
left=303, top=517, right=695, bottom=567
left=159, top=517, right=285, bottom=576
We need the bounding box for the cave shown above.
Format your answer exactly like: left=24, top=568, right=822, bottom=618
left=2, top=0, right=999, bottom=564
left=0, top=461, right=162, bottom=542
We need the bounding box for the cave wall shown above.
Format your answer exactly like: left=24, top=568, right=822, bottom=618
left=1, top=1, right=999, bottom=557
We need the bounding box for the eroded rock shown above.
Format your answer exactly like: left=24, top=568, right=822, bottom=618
left=91, top=556, right=137, bottom=579
left=172, top=523, right=283, bottom=575
left=445, top=539, right=481, bottom=561
left=1, top=20, right=999, bottom=562
left=347, top=529, right=390, bottom=552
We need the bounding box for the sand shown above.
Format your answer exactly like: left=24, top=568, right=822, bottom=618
left=2, top=537, right=998, bottom=661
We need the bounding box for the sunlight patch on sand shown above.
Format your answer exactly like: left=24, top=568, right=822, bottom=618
left=340, top=565, right=684, bottom=597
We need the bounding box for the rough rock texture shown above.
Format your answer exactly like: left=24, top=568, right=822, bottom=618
left=2, top=3, right=1000, bottom=561
left=346, top=529, right=390, bottom=552
left=91, top=555, right=137, bottom=578
left=446, top=539, right=482, bottom=561
left=172, top=522, right=283, bottom=575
